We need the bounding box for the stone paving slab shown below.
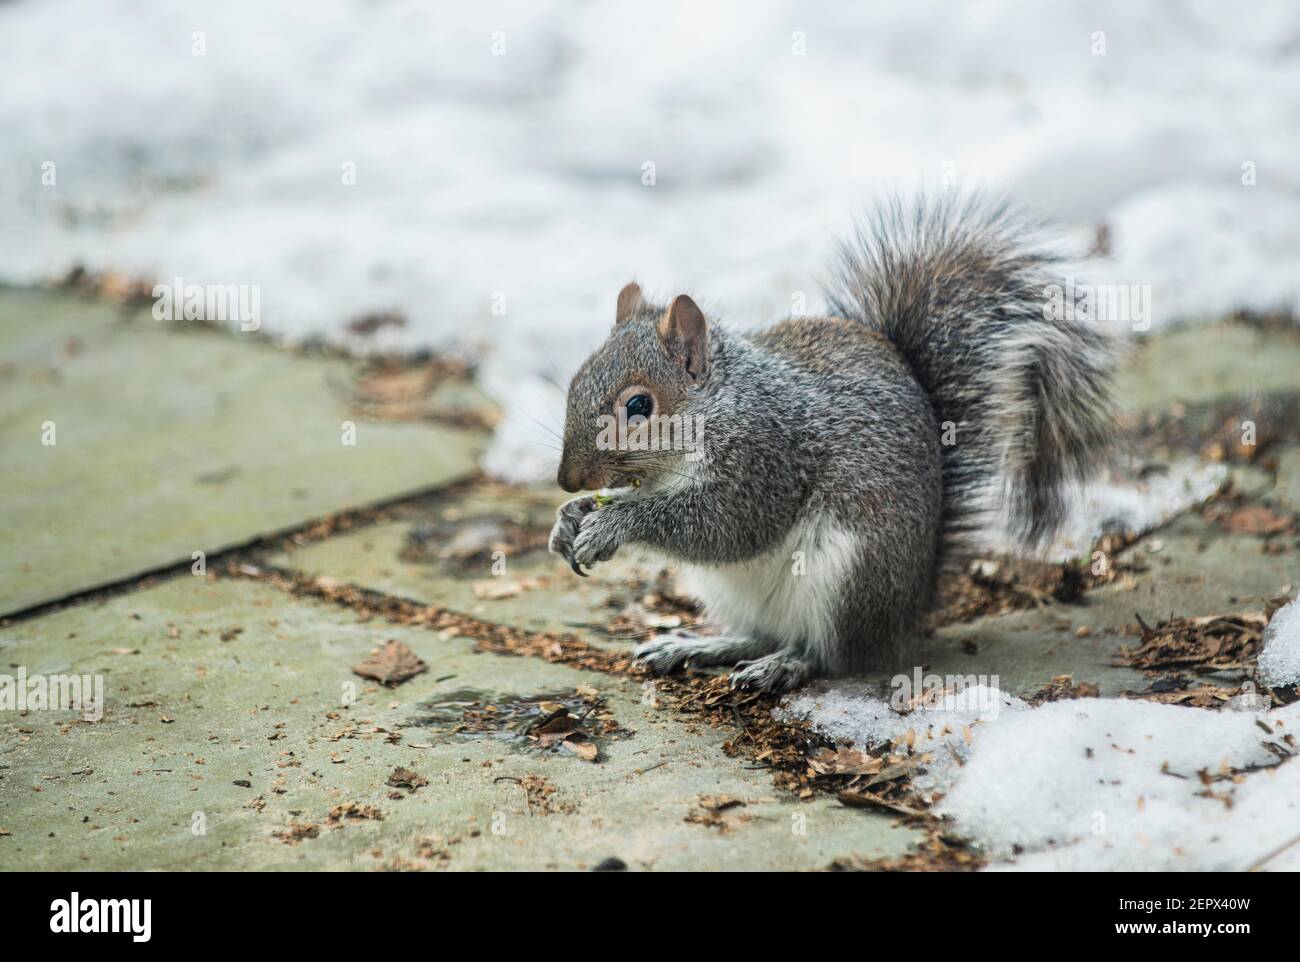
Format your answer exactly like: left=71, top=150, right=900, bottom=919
left=0, top=576, right=916, bottom=870
left=268, top=507, right=656, bottom=652
left=1114, top=323, right=1300, bottom=412
left=1278, top=447, right=1300, bottom=511
left=0, top=289, right=483, bottom=615
left=923, top=502, right=1297, bottom=699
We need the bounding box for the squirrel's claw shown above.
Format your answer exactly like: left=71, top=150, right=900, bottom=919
left=571, top=509, right=622, bottom=569
left=550, top=494, right=598, bottom=578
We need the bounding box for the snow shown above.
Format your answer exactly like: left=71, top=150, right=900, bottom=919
left=778, top=681, right=1027, bottom=793
left=3, top=0, right=1300, bottom=483
left=1258, top=598, right=1300, bottom=689
left=986, top=460, right=1227, bottom=562
left=786, top=685, right=1300, bottom=871
left=941, top=698, right=1300, bottom=871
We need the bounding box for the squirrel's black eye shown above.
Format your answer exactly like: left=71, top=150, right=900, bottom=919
left=625, top=394, right=653, bottom=420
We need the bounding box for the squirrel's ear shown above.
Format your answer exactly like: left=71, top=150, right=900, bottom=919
left=614, top=282, right=644, bottom=327
left=658, top=294, right=709, bottom=381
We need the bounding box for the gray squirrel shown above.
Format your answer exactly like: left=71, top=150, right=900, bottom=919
left=549, top=196, right=1113, bottom=692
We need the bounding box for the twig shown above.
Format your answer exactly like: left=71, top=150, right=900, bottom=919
left=1247, top=833, right=1300, bottom=872
left=731, top=705, right=756, bottom=745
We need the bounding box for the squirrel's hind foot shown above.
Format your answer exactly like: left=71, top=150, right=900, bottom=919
left=729, top=651, right=811, bottom=693
left=634, top=631, right=773, bottom=675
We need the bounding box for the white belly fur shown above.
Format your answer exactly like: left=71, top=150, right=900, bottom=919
left=676, top=515, right=861, bottom=667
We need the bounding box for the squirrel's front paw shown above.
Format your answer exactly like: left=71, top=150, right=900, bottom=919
left=571, top=507, right=624, bottom=570
left=549, top=496, right=596, bottom=576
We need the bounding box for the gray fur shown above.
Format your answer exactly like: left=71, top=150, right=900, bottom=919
left=633, top=631, right=773, bottom=674
left=550, top=195, right=1114, bottom=692
left=826, top=194, right=1115, bottom=549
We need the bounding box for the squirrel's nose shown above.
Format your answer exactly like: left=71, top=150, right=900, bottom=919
left=557, top=465, right=583, bottom=493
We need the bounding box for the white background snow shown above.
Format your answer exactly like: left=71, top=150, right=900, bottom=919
left=3, top=0, right=1299, bottom=482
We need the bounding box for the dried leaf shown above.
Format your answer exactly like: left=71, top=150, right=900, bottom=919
left=386, top=767, right=428, bottom=791
left=698, top=795, right=745, bottom=811
left=807, top=748, right=884, bottom=776
left=352, top=641, right=427, bottom=687
left=837, top=789, right=925, bottom=818
left=1219, top=504, right=1296, bottom=536
left=473, top=579, right=523, bottom=600
left=562, top=740, right=598, bottom=762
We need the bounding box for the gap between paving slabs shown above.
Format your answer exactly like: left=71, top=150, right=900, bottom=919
left=0, top=286, right=489, bottom=617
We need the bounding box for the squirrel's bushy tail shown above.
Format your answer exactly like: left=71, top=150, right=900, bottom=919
left=826, top=194, right=1113, bottom=552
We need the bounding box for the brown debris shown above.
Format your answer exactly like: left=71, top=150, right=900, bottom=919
left=933, top=554, right=1114, bottom=626
left=1131, top=676, right=1252, bottom=709
left=562, top=740, right=598, bottom=761
left=273, top=821, right=320, bottom=845
left=685, top=795, right=748, bottom=831
left=326, top=802, right=384, bottom=825
left=836, top=789, right=927, bottom=819
left=829, top=827, right=985, bottom=872
left=605, top=572, right=704, bottom=639
left=471, top=577, right=545, bottom=600
left=699, top=794, right=745, bottom=812
left=1195, top=393, right=1300, bottom=464
left=1115, top=613, right=1266, bottom=674
left=231, top=561, right=828, bottom=790
left=1030, top=674, right=1101, bottom=704
left=352, top=640, right=427, bottom=687
left=435, top=688, right=619, bottom=760
left=57, top=266, right=155, bottom=307
left=349, top=357, right=497, bottom=431
left=830, top=750, right=938, bottom=820
left=513, top=775, right=576, bottom=816
left=386, top=767, right=428, bottom=792
left=524, top=701, right=602, bottom=762
left=1114, top=610, right=1300, bottom=709
left=807, top=747, right=884, bottom=776
left=1217, top=503, right=1297, bottom=537
left=1122, top=384, right=1300, bottom=465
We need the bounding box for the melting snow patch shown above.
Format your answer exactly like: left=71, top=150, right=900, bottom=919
left=985, top=460, right=1226, bottom=561
left=778, top=679, right=1027, bottom=794
left=783, top=683, right=1300, bottom=871
left=1258, top=598, right=1300, bottom=689
left=943, top=698, right=1300, bottom=871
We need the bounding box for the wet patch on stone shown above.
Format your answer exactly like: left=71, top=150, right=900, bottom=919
left=401, top=515, right=549, bottom=570
left=406, top=687, right=629, bottom=760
